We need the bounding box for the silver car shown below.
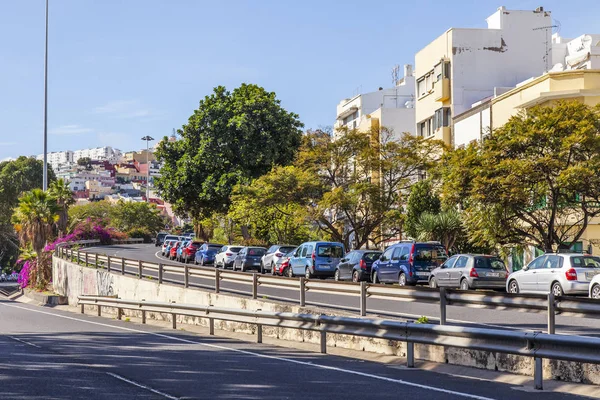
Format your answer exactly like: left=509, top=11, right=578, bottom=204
left=260, top=245, right=297, bottom=274
left=429, top=254, right=508, bottom=290
left=507, top=253, right=600, bottom=296
left=214, top=245, right=243, bottom=269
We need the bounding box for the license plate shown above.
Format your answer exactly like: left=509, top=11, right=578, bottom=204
left=487, top=272, right=500, bottom=277
left=319, top=265, right=330, bottom=269
left=416, top=272, right=429, bottom=277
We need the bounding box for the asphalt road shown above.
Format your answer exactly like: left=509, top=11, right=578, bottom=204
left=0, top=298, right=591, bottom=399
left=81, top=244, right=600, bottom=337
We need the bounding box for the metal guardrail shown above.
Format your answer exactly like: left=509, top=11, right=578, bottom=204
left=77, top=295, right=600, bottom=391
left=55, top=245, right=600, bottom=336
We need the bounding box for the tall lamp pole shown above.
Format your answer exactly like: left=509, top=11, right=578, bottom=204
left=141, top=136, right=154, bottom=202
left=42, top=0, right=49, bottom=190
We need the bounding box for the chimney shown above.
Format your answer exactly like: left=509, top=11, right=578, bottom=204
left=404, top=64, right=413, bottom=78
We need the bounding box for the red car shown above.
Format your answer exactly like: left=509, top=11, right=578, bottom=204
left=180, top=241, right=202, bottom=263
left=169, top=241, right=182, bottom=260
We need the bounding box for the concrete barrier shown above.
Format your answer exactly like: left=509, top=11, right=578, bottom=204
left=52, top=256, right=600, bottom=385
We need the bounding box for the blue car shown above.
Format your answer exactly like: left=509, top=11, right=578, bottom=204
left=371, top=241, right=448, bottom=286
left=195, top=243, right=224, bottom=266
left=288, top=241, right=345, bottom=279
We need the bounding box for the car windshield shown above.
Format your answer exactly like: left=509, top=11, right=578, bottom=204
left=158, top=233, right=167, bottom=239
left=474, top=257, right=506, bottom=270
left=208, top=245, right=223, bottom=250
left=363, top=252, right=381, bottom=262
left=317, top=245, right=344, bottom=258
left=248, top=248, right=266, bottom=256
left=206, top=249, right=218, bottom=255
left=229, top=247, right=243, bottom=253
left=279, top=246, right=296, bottom=254
left=415, top=245, right=448, bottom=262
left=570, top=256, right=600, bottom=268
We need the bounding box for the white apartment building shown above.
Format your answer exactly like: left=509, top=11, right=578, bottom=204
left=415, top=6, right=552, bottom=146
left=36, top=150, right=74, bottom=171
left=335, top=64, right=415, bottom=140
left=73, top=146, right=122, bottom=164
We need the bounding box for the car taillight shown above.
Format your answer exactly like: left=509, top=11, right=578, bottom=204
left=226, top=253, right=233, bottom=256
left=408, top=244, right=414, bottom=264
left=469, top=268, right=479, bottom=278
left=565, top=268, right=578, bottom=281
left=275, top=252, right=283, bottom=257
left=311, top=252, right=316, bottom=266
left=359, top=259, right=367, bottom=270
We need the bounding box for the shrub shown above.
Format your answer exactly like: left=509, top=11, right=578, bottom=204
left=127, top=228, right=152, bottom=243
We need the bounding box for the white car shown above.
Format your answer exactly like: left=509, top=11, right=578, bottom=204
left=161, top=240, right=174, bottom=256
left=260, top=245, right=297, bottom=274
left=214, top=245, right=243, bottom=269
left=590, top=274, right=600, bottom=299
left=507, top=253, right=600, bottom=296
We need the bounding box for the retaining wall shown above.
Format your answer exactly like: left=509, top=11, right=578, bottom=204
left=52, top=256, right=600, bottom=385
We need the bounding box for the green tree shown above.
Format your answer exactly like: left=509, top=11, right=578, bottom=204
left=48, top=178, right=75, bottom=237
left=451, top=102, right=600, bottom=252
left=414, top=209, right=463, bottom=251
left=68, top=201, right=114, bottom=229
left=404, top=180, right=441, bottom=239
left=109, top=201, right=165, bottom=235
left=154, top=84, right=303, bottom=221
left=12, top=189, right=59, bottom=284
left=77, top=157, right=92, bottom=170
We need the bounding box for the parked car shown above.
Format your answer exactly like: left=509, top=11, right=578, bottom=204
left=195, top=243, right=225, bottom=266
left=180, top=241, right=201, bottom=264
left=272, top=248, right=297, bottom=276
left=288, top=241, right=345, bottom=279
left=162, top=240, right=174, bottom=256
left=176, top=241, right=190, bottom=262
left=429, top=254, right=508, bottom=290
left=260, top=245, right=297, bottom=274
left=334, top=250, right=382, bottom=282
left=214, top=245, right=243, bottom=269
left=589, top=271, right=600, bottom=299
left=155, top=232, right=169, bottom=247
left=233, top=247, right=268, bottom=272
left=163, top=234, right=181, bottom=245
left=507, top=253, right=600, bottom=296
left=169, top=241, right=182, bottom=260
left=371, top=241, right=448, bottom=286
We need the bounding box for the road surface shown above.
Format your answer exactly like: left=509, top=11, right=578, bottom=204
left=0, top=298, right=590, bottom=399
left=81, top=244, right=600, bottom=337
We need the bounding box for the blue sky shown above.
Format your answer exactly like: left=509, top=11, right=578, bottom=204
left=1, top=0, right=600, bottom=160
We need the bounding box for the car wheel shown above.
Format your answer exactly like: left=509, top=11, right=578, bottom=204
left=371, top=271, right=379, bottom=284
left=398, top=273, right=407, bottom=286
left=352, top=270, right=360, bottom=283
left=305, top=267, right=312, bottom=280
left=260, top=263, right=265, bottom=274
left=552, top=282, right=564, bottom=297
left=460, top=279, right=470, bottom=291
left=241, top=264, right=246, bottom=272
left=508, top=280, right=519, bottom=294
left=286, top=267, right=293, bottom=278
left=591, top=284, right=600, bottom=299
left=334, top=269, right=341, bottom=281
left=429, top=277, right=438, bottom=289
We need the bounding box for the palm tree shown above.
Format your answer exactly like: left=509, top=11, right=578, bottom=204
left=12, top=189, right=59, bottom=284
left=48, top=178, right=75, bottom=237
left=415, top=209, right=463, bottom=251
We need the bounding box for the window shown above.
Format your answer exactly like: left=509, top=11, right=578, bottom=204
left=454, top=256, right=468, bottom=268
left=248, top=248, right=266, bottom=256
left=414, top=245, right=448, bottom=262
left=433, top=108, right=451, bottom=130
left=418, top=118, right=433, bottom=138
left=417, top=78, right=425, bottom=97
left=300, top=246, right=308, bottom=257
left=398, top=246, right=409, bottom=261
left=474, top=257, right=506, bottom=270
left=305, top=245, right=314, bottom=256
left=381, top=248, right=394, bottom=262
left=442, top=256, right=458, bottom=268
left=392, top=247, right=402, bottom=261
left=571, top=256, right=600, bottom=268
left=316, top=244, right=341, bottom=258
left=527, top=256, right=546, bottom=270
left=363, top=252, right=381, bottom=262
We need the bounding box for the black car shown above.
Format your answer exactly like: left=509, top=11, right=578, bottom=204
left=155, top=232, right=168, bottom=247
left=233, top=247, right=267, bottom=272
left=334, top=250, right=382, bottom=282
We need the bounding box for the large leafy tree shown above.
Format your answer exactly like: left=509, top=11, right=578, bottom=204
left=155, top=84, right=304, bottom=221
left=48, top=178, right=75, bottom=237
left=109, top=201, right=165, bottom=235
left=446, top=101, right=600, bottom=252
left=404, top=180, right=441, bottom=239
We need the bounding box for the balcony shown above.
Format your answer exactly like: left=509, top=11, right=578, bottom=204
left=434, top=78, right=450, bottom=102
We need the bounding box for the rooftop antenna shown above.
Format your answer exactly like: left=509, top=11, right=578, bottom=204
left=391, top=64, right=400, bottom=85
left=534, top=19, right=560, bottom=72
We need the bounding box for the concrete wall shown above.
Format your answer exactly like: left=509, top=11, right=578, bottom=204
left=53, top=256, right=600, bottom=385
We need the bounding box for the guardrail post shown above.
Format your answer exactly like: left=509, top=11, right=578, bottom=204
left=117, top=308, right=122, bottom=320
left=298, top=277, right=306, bottom=307
left=252, top=273, right=258, bottom=299
left=94, top=253, right=98, bottom=268
left=141, top=310, right=146, bottom=324
left=360, top=281, right=367, bottom=316
left=85, top=252, right=88, bottom=267
left=158, top=263, right=163, bottom=284
left=547, top=293, right=556, bottom=335
left=534, top=356, right=543, bottom=390
left=184, top=264, right=189, bottom=288
left=97, top=304, right=101, bottom=317
left=320, top=331, right=327, bottom=354
left=172, top=313, right=177, bottom=329
left=80, top=304, right=84, bottom=314
left=77, top=250, right=81, bottom=264
left=257, top=324, right=263, bottom=343
left=439, top=287, right=447, bottom=325
left=138, top=260, right=143, bottom=279
left=215, top=270, right=221, bottom=293
left=209, top=318, right=214, bottom=335
left=121, top=258, right=125, bottom=275
left=406, top=321, right=415, bottom=368
left=107, top=256, right=111, bottom=272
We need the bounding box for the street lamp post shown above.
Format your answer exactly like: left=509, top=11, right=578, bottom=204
left=141, top=136, right=154, bottom=202
left=42, top=0, right=49, bottom=190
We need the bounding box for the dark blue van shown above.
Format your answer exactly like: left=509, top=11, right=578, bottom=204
left=371, top=241, right=448, bottom=286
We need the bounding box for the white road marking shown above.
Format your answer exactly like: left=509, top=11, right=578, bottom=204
left=0, top=302, right=495, bottom=400
left=105, top=372, right=180, bottom=400
left=7, top=335, right=41, bottom=348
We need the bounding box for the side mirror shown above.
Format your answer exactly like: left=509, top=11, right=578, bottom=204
left=379, top=255, right=384, bottom=261
left=522, top=265, right=529, bottom=271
